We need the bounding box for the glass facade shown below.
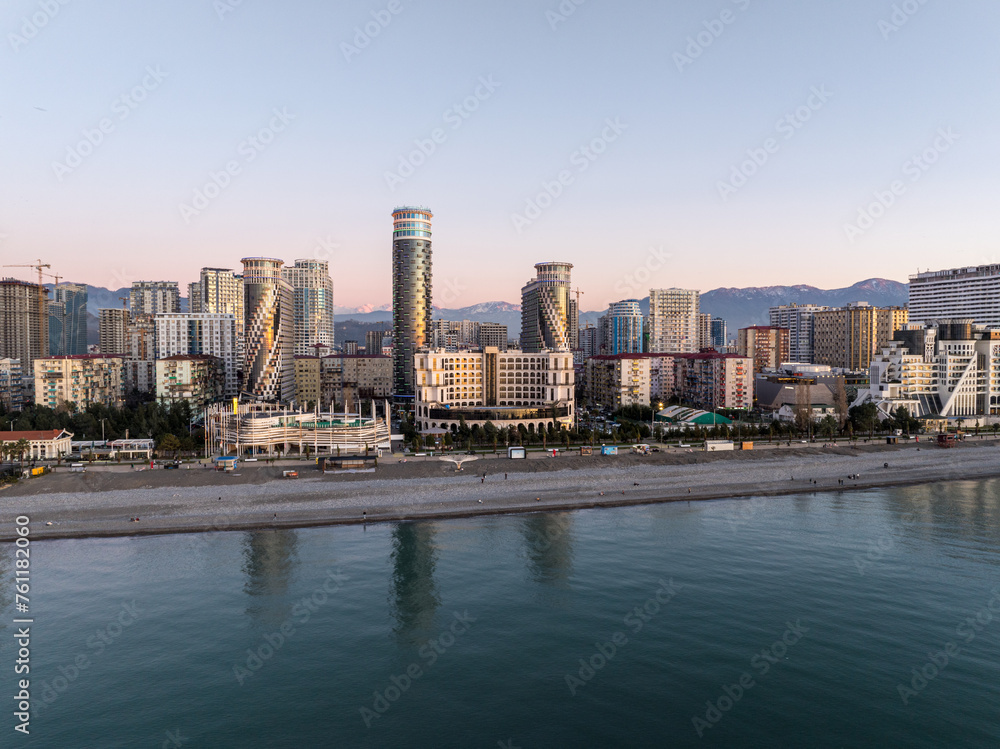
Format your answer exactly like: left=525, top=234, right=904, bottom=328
left=392, top=207, right=433, bottom=397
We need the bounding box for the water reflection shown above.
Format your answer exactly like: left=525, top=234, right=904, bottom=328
left=390, top=522, right=440, bottom=645
left=521, top=513, right=574, bottom=584
left=241, top=529, right=299, bottom=627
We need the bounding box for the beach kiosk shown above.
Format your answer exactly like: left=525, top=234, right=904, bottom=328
left=507, top=446, right=526, bottom=460
left=214, top=456, right=238, bottom=472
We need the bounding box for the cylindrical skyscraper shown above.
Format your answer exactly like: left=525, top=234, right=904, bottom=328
left=392, top=207, right=433, bottom=398
left=242, top=257, right=295, bottom=402
left=520, top=262, right=574, bottom=352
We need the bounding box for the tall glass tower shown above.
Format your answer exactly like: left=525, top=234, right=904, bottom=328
left=392, top=207, right=433, bottom=398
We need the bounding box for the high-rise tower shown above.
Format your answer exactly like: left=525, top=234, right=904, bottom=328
left=242, top=257, right=295, bottom=402
left=520, top=262, right=573, bottom=352
left=392, top=206, right=433, bottom=398
left=281, top=259, right=335, bottom=356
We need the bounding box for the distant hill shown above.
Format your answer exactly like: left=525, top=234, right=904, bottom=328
left=698, top=278, right=908, bottom=333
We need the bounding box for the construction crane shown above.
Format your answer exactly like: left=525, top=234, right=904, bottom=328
left=3, top=259, right=51, bottom=354
left=572, top=287, right=585, bottom=309
left=119, top=296, right=129, bottom=310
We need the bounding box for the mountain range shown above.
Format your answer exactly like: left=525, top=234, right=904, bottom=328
left=67, top=278, right=908, bottom=346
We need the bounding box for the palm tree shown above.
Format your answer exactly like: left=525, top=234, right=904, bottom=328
left=13, top=439, right=29, bottom=471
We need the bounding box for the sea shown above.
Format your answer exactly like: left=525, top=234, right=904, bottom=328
left=2, top=479, right=999, bottom=748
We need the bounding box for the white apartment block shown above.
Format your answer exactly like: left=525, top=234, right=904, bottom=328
left=414, top=347, right=575, bottom=432
left=909, top=265, right=1000, bottom=326
left=99, top=308, right=130, bottom=355
left=856, top=323, right=1000, bottom=418
left=130, top=281, right=180, bottom=315
left=281, top=259, right=335, bottom=356
left=153, top=313, right=238, bottom=396
left=769, top=304, right=830, bottom=364
left=196, top=268, right=244, bottom=352
left=649, top=288, right=700, bottom=353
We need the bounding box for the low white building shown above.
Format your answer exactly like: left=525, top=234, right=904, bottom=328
left=1, top=429, right=73, bottom=461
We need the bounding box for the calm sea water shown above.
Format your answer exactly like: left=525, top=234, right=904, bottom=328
left=3, top=480, right=1000, bottom=748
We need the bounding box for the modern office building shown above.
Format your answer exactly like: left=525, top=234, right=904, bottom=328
left=0, top=359, right=24, bottom=412
left=153, top=313, right=238, bottom=396
left=48, top=283, right=88, bottom=356
left=130, top=281, right=181, bottom=315
left=155, top=354, right=225, bottom=407
left=813, top=303, right=909, bottom=371
left=710, top=318, right=728, bottom=350
left=908, top=265, right=1000, bottom=326
left=0, top=279, right=49, bottom=389
left=769, top=304, right=830, bottom=363
left=601, top=300, right=644, bottom=355
left=99, top=308, right=130, bottom=356
left=737, top=326, right=791, bottom=374
left=649, top=288, right=700, bottom=354
left=242, top=257, right=295, bottom=402
left=281, top=259, right=335, bottom=356
left=33, top=355, right=125, bottom=409
left=855, top=321, right=1000, bottom=418
left=521, top=262, right=574, bottom=353
left=413, top=347, right=575, bottom=433
left=392, top=206, right=433, bottom=398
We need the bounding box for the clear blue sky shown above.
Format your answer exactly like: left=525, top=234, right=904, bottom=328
left=2, top=0, right=998, bottom=310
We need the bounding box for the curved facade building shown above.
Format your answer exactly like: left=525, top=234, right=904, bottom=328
left=521, top=262, right=575, bottom=352
left=603, top=299, right=644, bottom=355
left=242, top=257, right=295, bottom=402
left=392, top=207, right=433, bottom=398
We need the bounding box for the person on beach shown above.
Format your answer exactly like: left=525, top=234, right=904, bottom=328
left=505, top=473, right=507, bottom=480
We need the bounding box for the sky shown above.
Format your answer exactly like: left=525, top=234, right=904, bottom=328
left=2, top=0, right=999, bottom=311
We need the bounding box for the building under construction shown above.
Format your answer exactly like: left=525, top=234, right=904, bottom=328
left=0, top=278, right=49, bottom=385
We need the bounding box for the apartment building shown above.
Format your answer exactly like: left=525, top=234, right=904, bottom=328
left=813, top=303, right=908, bottom=371
left=33, top=355, right=125, bottom=409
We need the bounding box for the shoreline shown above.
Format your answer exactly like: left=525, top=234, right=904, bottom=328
left=3, top=440, right=998, bottom=542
